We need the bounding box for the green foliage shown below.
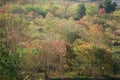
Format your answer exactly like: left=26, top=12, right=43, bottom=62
left=99, top=3, right=104, bottom=9
left=24, top=4, right=47, bottom=16
left=72, top=40, right=113, bottom=76
left=75, top=3, right=86, bottom=20
left=0, top=46, right=19, bottom=79
left=112, top=53, right=120, bottom=74
left=100, top=0, right=117, bottom=13
left=6, top=4, right=24, bottom=14
left=111, top=10, right=120, bottom=19
left=6, top=4, right=47, bottom=16
left=86, top=4, right=97, bottom=16
left=42, top=3, right=60, bottom=16
left=57, top=20, right=80, bottom=43
left=0, top=24, right=17, bottom=80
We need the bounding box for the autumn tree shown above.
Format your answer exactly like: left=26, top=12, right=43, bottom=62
left=0, top=14, right=26, bottom=79
left=72, top=39, right=113, bottom=76
left=37, top=40, right=66, bottom=79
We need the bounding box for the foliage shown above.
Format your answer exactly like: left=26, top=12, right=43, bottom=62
left=99, top=0, right=117, bottom=13
left=0, top=0, right=8, bottom=6
left=0, top=1, right=120, bottom=79
left=75, top=3, right=86, bottom=20
left=24, top=4, right=47, bottom=16
left=0, top=14, right=26, bottom=79
left=98, top=3, right=104, bottom=9
left=72, top=39, right=113, bottom=76
left=6, top=4, right=47, bottom=16
left=86, top=4, right=97, bottom=16
left=37, top=41, right=66, bottom=78
left=98, top=8, right=106, bottom=14
left=0, top=46, right=19, bottom=80
left=6, top=4, right=24, bottom=14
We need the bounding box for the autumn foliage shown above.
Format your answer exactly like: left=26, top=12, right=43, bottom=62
left=0, top=0, right=120, bottom=79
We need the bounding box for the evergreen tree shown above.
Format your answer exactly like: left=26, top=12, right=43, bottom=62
left=103, top=0, right=117, bottom=13
left=75, top=3, right=86, bottom=20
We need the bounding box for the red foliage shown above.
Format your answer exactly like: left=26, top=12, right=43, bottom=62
left=98, top=8, right=106, bottom=14
left=0, top=9, right=5, bottom=14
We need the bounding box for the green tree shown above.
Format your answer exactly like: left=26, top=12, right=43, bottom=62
left=103, top=0, right=117, bottom=13
left=98, top=3, right=104, bottom=9
left=0, top=45, right=20, bottom=80
left=75, top=3, right=86, bottom=20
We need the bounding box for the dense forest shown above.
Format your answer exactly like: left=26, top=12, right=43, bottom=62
left=0, top=0, right=120, bottom=80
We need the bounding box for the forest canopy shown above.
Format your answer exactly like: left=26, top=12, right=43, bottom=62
left=0, top=0, right=120, bottom=80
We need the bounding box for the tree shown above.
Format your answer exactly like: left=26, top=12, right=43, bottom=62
left=0, top=0, right=8, bottom=6
left=102, top=0, right=117, bottom=13
left=0, top=45, right=20, bottom=80
left=72, top=39, right=113, bottom=76
left=0, top=14, right=26, bottom=79
left=37, top=40, right=66, bottom=79
left=61, top=1, right=71, bottom=18
left=99, top=3, right=104, bottom=9
left=75, top=3, right=86, bottom=20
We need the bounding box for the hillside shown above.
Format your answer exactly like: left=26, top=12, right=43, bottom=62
left=0, top=0, right=120, bottom=80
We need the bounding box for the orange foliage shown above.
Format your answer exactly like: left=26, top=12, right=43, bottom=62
left=46, top=2, right=52, bottom=6
left=45, top=12, right=54, bottom=18
left=76, top=16, right=89, bottom=30
left=76, top=16, right=87, bottom=24
left=28, top=11, right=39, bottom=19
left=77, top=42, right=94, bottom=50
left=89, top=24, right=103, bottom=34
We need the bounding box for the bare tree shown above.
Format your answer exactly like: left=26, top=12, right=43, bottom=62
left=38, top=40, right=66, bottom=79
